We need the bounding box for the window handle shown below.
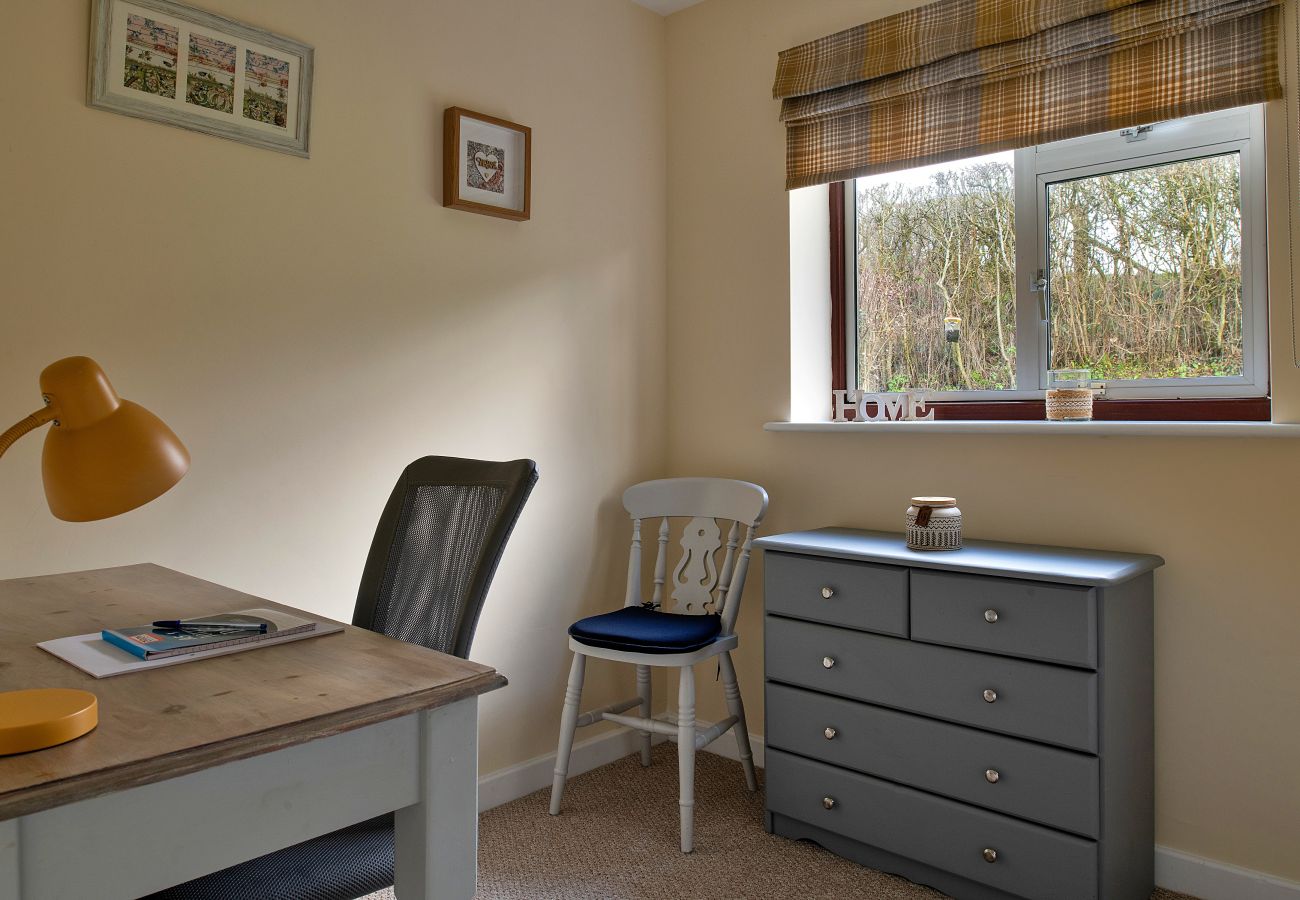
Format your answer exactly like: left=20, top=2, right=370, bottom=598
left=1122, top=124, right=1154, bottom=143
left=1029, top=269, right=1048, bottom=293
left=1030, top=269, right=1048, bottom=321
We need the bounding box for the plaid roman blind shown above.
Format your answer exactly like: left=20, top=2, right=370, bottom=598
left=774, top=0, right=1283, bottom=189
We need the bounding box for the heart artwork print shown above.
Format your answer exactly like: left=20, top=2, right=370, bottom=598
left=467, top=140, right=506, bottom=193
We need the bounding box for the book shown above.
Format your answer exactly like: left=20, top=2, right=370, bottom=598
left=101, top=608, right=317, bottom=660
left=39, top=618, right=346, bottom=678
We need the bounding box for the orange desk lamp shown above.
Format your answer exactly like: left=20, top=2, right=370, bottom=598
left=0, top=357, right=189, bottom=755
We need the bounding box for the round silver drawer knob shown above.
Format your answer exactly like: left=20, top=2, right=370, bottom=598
left=822, top=796, right=836, bottom=810
left=983, top=847, right=998, bottom=863
left=824, top=726, right=837, bottom=740
left=984, top=608, right=999, bottom=623
left=983, top=689, right=998, bottom=703
left=821, top=586, right=835, bottom=599
left=985, top=768, right=1000, bottom=784
left=822, top=656, right=836, bottom=669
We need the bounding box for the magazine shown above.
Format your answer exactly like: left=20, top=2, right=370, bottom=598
left=101, top=608, right=317, bottom=660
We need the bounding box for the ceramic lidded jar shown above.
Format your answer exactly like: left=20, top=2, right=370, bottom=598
left=906, top=496, right=962, bottom=551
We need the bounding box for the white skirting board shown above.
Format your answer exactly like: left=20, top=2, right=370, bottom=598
left=697, top=724, right=766, bottom=769
left=477, top=726, right=664, bottom=813
left=482, top=724, right=1299, bottom=900
left=1155, top=845, right=1300, bottom=900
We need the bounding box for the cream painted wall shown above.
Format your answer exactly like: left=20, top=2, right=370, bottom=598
left=666, top=0, right=1300, bottom=883
left=0, top=0, right=667, bottom=776
left=6, top=0, right=1299, bottom=880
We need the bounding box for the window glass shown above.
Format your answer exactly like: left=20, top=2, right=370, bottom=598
left=1046, top=153, right=1243, bottom=380
left=855, top=152, right=1016, bottom=393
left=847, top=107, right=1265, bottom=403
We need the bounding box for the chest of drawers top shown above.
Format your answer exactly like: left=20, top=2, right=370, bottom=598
left=753, top=527, right=1163, bottom=587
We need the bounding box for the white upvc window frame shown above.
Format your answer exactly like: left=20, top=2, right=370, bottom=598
left=846, top=104, right=1269, bottom=400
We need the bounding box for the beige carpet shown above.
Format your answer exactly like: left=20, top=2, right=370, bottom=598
left=368, top=744, right=1197, bottom=899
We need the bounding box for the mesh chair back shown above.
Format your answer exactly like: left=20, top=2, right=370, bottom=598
left=352, top=456, right=538, bottom=659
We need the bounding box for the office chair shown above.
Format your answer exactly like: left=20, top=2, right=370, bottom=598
left=148, top=455, right=538, bottom=900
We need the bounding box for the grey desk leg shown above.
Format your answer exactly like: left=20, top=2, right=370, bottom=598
left=394, top=697, right=479, bottom=900
left=0, top=818, right=17, bottom=900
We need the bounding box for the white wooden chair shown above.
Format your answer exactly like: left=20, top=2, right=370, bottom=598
left=548, top=477, right=769, bottom=853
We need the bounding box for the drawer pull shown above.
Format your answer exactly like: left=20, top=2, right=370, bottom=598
left=985, top=768, right=1000, bottom=783
left=822, top=796, right=836, bottom=810
left=821, top=586, right=835, bottom=599
left=983, top=689, right=998, bottom=703
left=822, top=656, right=836, bottom=669
left=983, top=847, right=998, bottom=863
left=823, top=726, right=837, bottom=740
left=984, top=608, right=999, bottom=623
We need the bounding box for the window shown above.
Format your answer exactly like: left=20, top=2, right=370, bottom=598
left=840, top=106, right=1269, bottom=414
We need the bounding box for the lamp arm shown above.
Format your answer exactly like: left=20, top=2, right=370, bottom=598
left=0, top=408, right=57, bottom=460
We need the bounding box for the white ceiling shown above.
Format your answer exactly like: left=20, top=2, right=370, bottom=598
left=630, top=0, right=705, bottom=15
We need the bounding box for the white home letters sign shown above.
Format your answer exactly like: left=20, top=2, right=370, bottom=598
left=832, top=390, right=935, bottom=423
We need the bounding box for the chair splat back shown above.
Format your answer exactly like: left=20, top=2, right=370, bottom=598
left=622, top=478, right=768, bottom=635
left=353, top=456, right=538, bottom=659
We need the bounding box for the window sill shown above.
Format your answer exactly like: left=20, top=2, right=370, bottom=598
left=764, top=420, right=1300, bottom=437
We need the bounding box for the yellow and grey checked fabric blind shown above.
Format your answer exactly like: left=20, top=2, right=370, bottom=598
left=773, top=0, right=1282, bottom=189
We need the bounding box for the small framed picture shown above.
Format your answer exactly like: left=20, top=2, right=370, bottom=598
left=88, top=0, right=313, bottom=157
left=443, top=107, right=531, bottom=221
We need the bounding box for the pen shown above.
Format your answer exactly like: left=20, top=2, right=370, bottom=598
left=152, top=620, right=268, bottom=632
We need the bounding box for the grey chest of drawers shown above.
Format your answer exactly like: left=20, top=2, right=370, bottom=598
left=754, top=528, right=1163, bottom=900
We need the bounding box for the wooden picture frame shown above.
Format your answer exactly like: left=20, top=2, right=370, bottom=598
left=88, top=0, right=313, bottom=157
left=443, top=107, right=531, bottom=221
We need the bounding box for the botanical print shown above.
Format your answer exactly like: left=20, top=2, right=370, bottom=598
left=185, top=32, right=235, bottom=113
left=466, top=140, right=505, bottom=193
left=123, top=14, right=178, bottom=98
left=242, top=49, right=290, bottom=128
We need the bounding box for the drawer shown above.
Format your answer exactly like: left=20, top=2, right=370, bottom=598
left=765, top=616, right=1097, bottom=752
left=764, top=551, right=908, bottom=637
left=765, top=683, right=1099, bottom=837
left=767, top=749, right=1098, bottom=900
left=911, top=570, right=1097, bottom=668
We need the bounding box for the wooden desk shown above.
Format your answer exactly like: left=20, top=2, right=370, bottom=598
left=0, top=564, right=506, bottom=899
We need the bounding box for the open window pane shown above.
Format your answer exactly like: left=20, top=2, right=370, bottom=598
left=855, top=152, right=1016, bottom=392
left=1046, top=153, right=1244, bottom=381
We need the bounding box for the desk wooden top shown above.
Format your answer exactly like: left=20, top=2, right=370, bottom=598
left=0, top=564, right=506, bottom=820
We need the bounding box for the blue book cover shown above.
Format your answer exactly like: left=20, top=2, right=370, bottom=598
left=101, top=609, right=315, bottom=660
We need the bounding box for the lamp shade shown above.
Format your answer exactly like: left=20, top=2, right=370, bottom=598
left=38, top=357, right=189, bottom=522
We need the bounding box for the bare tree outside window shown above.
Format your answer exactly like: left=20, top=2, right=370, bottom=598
left=856, top=153, right=1016, bottom=392
left=855, top=148, right=1246, bottom=393
left=1047, top=154, right=1243, bottom=380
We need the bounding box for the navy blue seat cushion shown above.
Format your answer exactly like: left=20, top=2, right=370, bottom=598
left=569, top=606, right=721, bottom=654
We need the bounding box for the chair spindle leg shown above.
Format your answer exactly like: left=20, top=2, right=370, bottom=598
left=720, top=650, right=757, bottom=791
left=677, top=664, right=696, bottom=853
left=636, top=665, right=652, bottom=767
left=549, top=652, right=586, bottom=815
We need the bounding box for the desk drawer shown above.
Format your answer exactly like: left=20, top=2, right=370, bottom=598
left=765, top=683, right=1099, bottom=837
left=767, top=749, right=1098, bottom=900
left=765, top=552, right=908, bottom=637
left=765, top=616, right=1097, bottom=752
left=911, top=570, right=1096, bottom=668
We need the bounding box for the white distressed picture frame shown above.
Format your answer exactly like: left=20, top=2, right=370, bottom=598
left=88, top=0, right=314, bottom=157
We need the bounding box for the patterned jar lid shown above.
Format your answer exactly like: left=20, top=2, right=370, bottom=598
left=910, top=496, right=957, bottom=507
